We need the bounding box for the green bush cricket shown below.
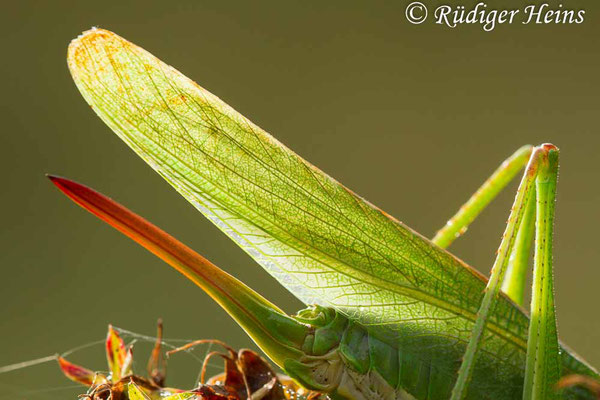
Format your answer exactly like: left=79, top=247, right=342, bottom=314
left=52, top=28, right=599, bottom=400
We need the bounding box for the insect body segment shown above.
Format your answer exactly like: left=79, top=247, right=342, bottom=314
left=61, top=28, right=600, bottom=400
left=288, top=306, right=430, bottom=399
left=289, top=307, right=463, bottom=400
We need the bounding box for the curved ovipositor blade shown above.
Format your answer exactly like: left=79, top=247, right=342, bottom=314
left=48, top=175, right=306, bottom=369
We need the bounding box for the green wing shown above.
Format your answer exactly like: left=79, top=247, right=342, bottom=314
left=67, top=29, right=596, bottom=396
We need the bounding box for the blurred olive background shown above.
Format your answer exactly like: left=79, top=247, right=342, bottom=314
left=1, top=0, right=598, bottom=397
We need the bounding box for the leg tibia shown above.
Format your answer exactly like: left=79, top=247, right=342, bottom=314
left=450, top=145, right=541, bottom=400
left=433, top=145, right=533, bottom=248
left=523, top=144, right=561, bottom=400
left=502, top=190, right=536, bottom=306
left=450, top=144, right=562, bottom=400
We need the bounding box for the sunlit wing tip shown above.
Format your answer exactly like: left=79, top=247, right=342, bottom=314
left=67, top=28, right=123, bottom=68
